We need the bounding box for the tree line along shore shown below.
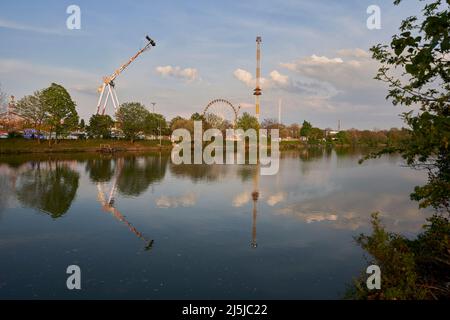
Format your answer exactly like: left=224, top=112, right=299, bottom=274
left=0, top=83, right=409, bottom=154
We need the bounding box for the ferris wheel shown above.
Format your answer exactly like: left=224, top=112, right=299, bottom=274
left=202, top=98, right=240, bottom=128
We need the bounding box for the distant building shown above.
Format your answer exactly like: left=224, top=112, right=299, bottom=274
left=0, top=96, right=26, bottom=131
left=324, top=128, right=339, bottom=137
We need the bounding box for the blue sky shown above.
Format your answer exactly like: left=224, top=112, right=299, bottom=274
left=0, top=0, right=424, bottom=129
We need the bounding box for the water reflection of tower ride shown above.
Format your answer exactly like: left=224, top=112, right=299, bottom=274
left=251, top=164, right=260, bottom=248
left=96, top=157, right=154, bottom=250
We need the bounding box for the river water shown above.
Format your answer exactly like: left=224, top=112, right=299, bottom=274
left=0, top=148, right=430, bottom=299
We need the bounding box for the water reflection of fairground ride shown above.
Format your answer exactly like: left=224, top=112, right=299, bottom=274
left=96, top=157, right=154, bottom=250
left=251, top=164, right=259, bottom=248
left=202, top=98, right=241, bottom=128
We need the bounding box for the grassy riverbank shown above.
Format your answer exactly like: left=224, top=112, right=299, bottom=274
left=0, top=138, right=381, bottom=154
left=0, top=138, right=172, bottom=154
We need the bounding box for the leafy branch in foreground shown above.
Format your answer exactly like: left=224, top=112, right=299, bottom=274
left=363, top=0, right=450, bottom=213
left=347, top=213, right=450, bottom=300
left=350, top=0, right=450, bottom=300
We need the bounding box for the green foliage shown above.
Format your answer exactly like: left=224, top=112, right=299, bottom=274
left=300, top=120, right=312, bottom=137
left=85, top=158, right=114, bottom=183
left=41, top=83, right=79, bottom=139
left=190, top=112, right=204, bottom=121
left=87, top=114, right=114, bottom=138
left=351, top=1, right=450, bottom=300
left=348, top=213, right=450, bottom=300
left=16, top=163, right=80, bottom=219
left=307, top=127, right=324, bottom=144
left=335, top=131, right=350, bottom=145
left=117, top=156, right=167, bottom=196
left=368, top=0, right=450, bottom=212
left=7, top=131, right=23, bottom=139
left=115, top=102, right=149, bottom=142
left=145, top=112, right=168, bottom=136
left=236, top=112, right=259, bottom=131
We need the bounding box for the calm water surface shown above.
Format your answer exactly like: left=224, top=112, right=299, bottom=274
left=0, top=148, right=430, bottom=299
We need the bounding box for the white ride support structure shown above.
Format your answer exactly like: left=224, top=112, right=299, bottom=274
left=96, top=35, right=156, bottom=115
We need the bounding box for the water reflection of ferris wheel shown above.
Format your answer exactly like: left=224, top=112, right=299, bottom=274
left=202, top=99, right=240, bottom=128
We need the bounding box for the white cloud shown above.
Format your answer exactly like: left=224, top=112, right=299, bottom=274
left=155, top=192, right=197, bottom=208
left=156, top=65, right=199, bottom=81
left=233, top=66, right=338, bottom=99
left=277, top=209, right=338, bottom=224
left=269, top=70, right=289, bottom=86
left=280, top=49, right=378, bottom=91
left=266, top=192, right=286, bottom=206
left=0, top=18, right=65, bottom=35
left=233, top=68, right=290, bottom=89
left=233, top=69, right=253, bottom=87
left=232, top=191, right=251, bottom=207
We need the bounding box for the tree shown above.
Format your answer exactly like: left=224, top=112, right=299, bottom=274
left=79, top=119, right=85, bottom=130
left=308, top=127, right=324, bottom=144
left=85, top=158, right=114, bottom=183
left=280, top=127, right=290, bottom=139
left=41, top=83, right=78, bottom=143
left=15, top=90, right=48, bottom=143
left=288, top=123, right=301, bottom=139
left=16, top=162, right=80, bottom=219
left=204, top=113, right=232, bottom=131
left=145, top=113, right=167, bottom=137
left=261, top=118, right=282, bottom=138
left=115, top=102, right=149, bottom=142
left=170, top=116, right=186, bottom=129
left=190, top=112, right=204, bottom=121
left=347, top=213, right=450, bottom=299
left=260, top=118, right=279, bottom=130
left=170, top=117, right=194, bottom=134
left=335, top=131, right=350, bottom=145
left=350, top=0, right=450, bottom=300
left=87, top=114, right=114, bottom=138
left=368, top=0, right=450, bottom=212
left=118, top=156, right=168, bottom=196
left=236, top=112, right=259, bottom=131
left=300, top=120, right=312, bottom=138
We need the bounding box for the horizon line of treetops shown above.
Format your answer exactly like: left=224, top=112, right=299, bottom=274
left=1, top=82, right=410, bottom=146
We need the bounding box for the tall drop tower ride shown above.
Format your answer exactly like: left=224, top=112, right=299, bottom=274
left=254, top=36, right=262, bottom=122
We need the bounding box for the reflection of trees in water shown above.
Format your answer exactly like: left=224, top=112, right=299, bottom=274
left=299, top=147, right=325, bottom=161
left=169, top=161, right=258, bottom=183
left=15, top=161, right=80, bottom=218
left=237, top=165, right=257, bottom=183
left=85, top=157, right=114, bottom=183
left=117, top=155, right=168, bottom=196
left=0, top=174, right=12, bottom=216
left=169, top=163, right=234, bottom=183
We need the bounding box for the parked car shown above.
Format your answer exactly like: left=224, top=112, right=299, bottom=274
left=23, top=129, right=46, bottom=140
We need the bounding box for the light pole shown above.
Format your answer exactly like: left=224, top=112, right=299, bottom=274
left=159, top=121, right=162, bottom=147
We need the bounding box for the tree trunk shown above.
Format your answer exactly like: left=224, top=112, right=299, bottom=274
left=36, top=122, right=41, bottom=144
left=48, top=126, right=53, bottom=147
